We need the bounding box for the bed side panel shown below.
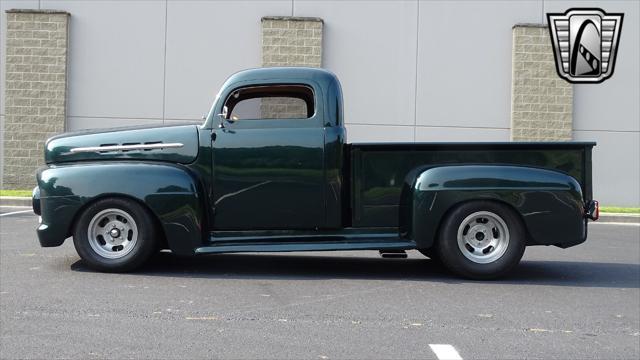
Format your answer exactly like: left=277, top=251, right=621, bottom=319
left=350, top=143, right=593, bottom=228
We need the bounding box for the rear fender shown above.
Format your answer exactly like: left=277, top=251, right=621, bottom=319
left=399, top=165, right=585, bottom=249
left=36, top=162, right=205, bottom=255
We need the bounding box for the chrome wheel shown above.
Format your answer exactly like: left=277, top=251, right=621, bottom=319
left=456, top=211, right=509, bottom=264
left=87, top=208, right=138, bottom=259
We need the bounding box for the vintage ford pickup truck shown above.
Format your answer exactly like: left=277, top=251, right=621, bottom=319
left=32, top=67, right=599, bottom=279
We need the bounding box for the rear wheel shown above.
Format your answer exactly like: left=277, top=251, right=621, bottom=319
left=436, top=201, right=525, bottom=279
left=73, top=198, right=157, bottom=272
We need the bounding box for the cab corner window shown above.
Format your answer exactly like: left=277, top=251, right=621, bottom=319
left=224, top=85, right=314, bottom=120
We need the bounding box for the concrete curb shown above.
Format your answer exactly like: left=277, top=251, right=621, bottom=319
left=0, top=196, right=638, bottom=223
left=598, top=213, right=640, bottom=224
left=0, top=197, right=31, bottom=207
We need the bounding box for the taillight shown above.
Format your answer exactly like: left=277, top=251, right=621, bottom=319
left=586, top=200, right=599, bottom=221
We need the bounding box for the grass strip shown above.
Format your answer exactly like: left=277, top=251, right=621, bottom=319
left=0, top=190, right=32, bottom=197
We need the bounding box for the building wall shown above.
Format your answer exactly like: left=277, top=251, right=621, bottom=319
left=544, top=0, right=640, bottom=208
left=511, top=25, right=573, bottom=141
left=1, top=0, right=638, bottom=206
left=3, top=9, right=69, bottom=189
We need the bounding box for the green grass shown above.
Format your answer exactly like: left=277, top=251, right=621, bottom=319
left=600, top=206, right=640, bottom=214
left=0, top=189, right=32, bottom=197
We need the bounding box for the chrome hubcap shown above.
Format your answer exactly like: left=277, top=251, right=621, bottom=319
left=87, top=208, right=138, bottom=259
left=456, top=211, right=509, bottom=264
left=109, top=228, right=121, bottom=238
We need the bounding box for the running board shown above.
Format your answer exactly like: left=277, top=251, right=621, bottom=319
left=194, top=239, right=415, bottom=255
left=379, top=249, right=408, bottom=258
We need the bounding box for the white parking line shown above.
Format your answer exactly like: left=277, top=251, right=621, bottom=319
left=592, top=222, right=640, bottom=226
left=429, top=344, right=463, bottom=360
left=0, top=210, right=34, bottom=217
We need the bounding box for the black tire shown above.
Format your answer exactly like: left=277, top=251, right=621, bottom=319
left=436, top=201, right=526, bottom=280
left=73, top=197, right=158, bottom=272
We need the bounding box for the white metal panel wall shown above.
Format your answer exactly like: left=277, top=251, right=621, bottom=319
left=164, top=0, right=291, bottom=121
left=294, top=0, right=418, bottom=144
left=415, top=0, right=542, bottom=142
left=42, top=0, right=166, bottom=125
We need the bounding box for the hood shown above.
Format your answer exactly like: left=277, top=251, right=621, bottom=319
left=45, top=124, right=200, bottom=164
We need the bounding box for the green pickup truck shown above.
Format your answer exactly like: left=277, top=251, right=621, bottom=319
left=33, top=67, right=599, bottom=279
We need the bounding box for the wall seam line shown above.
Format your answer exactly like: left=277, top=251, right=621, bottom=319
left=161, top=0, right=168, bottom=124
left=347, top=123, right=511, bottom=130
left=67, top=115, right=200, bottom=121
left=412, top=0, right=420, bottom=142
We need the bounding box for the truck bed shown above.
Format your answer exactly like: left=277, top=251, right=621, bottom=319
left=348, top=142, right=595, bottom=228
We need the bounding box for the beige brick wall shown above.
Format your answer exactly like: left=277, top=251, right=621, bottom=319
left=511, top=24, right=573, bottom=141
left=261, top=16, right=323, bottom=67
left=260, top=97, right=308, bottom=119
left=2, top=9, right=69, bottom=189
left=261, top=16, right=322, bottom=119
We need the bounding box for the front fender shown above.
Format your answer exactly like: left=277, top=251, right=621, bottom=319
left=399, top=165, right=585, bottom=249
left=36, top=162, right=205, bottom=255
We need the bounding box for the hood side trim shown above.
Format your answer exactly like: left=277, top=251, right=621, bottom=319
left=69, top=143, right=184, bottom=154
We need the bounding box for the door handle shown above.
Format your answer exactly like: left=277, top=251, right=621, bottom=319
left=211, top=132, right=217, bottom=142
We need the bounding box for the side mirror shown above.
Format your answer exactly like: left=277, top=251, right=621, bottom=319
left=217, top=106, right=231, bottom=128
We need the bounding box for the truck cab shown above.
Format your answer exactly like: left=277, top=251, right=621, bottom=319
left=204, top=67, right=345, bottom=230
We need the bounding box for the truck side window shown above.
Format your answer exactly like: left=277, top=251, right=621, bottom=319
left=224, top=85, right=314, bottom=120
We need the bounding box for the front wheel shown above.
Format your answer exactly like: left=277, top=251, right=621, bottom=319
left=436, top=201, right=526, bottom=280
left=73, top=198, right=158, bottom=272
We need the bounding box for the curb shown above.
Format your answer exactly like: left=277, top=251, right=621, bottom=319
left=1, top=196, right=638, bottom=223
left=0, top=197, right=31, bottom=207
left=598, top=213, right=640, bottom=224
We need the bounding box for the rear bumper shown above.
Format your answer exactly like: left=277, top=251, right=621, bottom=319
left=556, top=200, right=598, bottom=249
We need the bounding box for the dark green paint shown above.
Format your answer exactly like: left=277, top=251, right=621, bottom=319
left=45, top=125, right=200, bottom=164
left=350, top=142, right=593, bottom=228
left=399, top=165, right=586, bottom=250
left=36, top=162, right=203, bottom=255
left=33, top=67, right=596, bottom=257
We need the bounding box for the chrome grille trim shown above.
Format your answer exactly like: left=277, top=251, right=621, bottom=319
left=69, top=142, right=184, bottom=153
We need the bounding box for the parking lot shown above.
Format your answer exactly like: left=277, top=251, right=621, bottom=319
left=1, top=206, right=639, bottom=359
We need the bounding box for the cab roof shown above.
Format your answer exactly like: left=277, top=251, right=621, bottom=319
left=224, top=67, right=340, bottom=86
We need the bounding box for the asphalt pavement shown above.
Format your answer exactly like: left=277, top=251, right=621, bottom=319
left=1, top=206, right=639, bottom=359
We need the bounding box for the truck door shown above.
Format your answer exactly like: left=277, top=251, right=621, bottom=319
left=211, top=84, right=325, bottom=230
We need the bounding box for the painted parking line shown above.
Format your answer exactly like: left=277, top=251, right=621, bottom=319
left=592, top=222, right=640, bottom=227
left=0, top=210, right=34, bottom=217
left=429, top=344, right=463, bottom=360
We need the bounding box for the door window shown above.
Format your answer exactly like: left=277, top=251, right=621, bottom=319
left=224, top=85, right=315, bottom=121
